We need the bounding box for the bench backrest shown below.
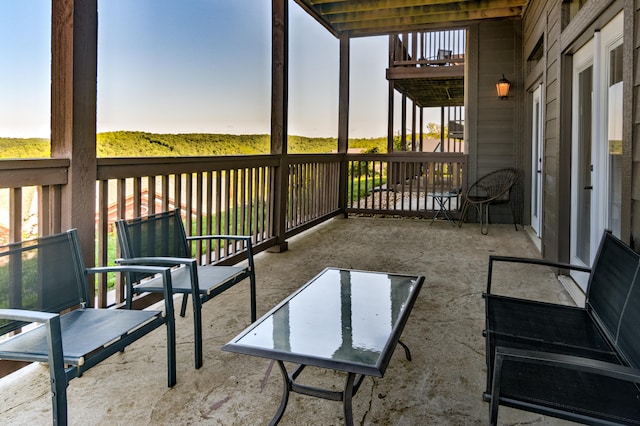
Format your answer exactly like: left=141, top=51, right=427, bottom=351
left=116, top=209, right=191, bottom=281
left=586, top=231, right=640, bottom=368
left=0, top=229, right=87, bottom=335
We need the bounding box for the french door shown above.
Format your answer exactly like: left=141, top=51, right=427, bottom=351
left=570, top=12, right=623, bottom=291
left=530, top=84, right=543, bottom=237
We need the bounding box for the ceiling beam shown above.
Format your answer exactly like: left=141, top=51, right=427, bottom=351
left=316, top=0, right=526, bottom=15
left=334, top=7, right=524, bottom=32
left=321, top=1, right=526, bottom=23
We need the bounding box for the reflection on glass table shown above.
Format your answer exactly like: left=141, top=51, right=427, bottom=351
left=223, top=267, right=424, bottom=425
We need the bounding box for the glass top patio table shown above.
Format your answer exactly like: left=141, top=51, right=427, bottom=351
left=223, top=267, right=424, bottom=378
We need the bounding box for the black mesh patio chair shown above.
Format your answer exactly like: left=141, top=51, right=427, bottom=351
left=116, top=209, right=256, bottom=369
left=0, top=229, right=176, bottom=425
left=457, top=168, right=520, bottom=234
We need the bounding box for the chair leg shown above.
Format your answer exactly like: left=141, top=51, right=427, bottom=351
left=46, top=317, right=68, bottom=426
left=165, top=311, right=177, bottom=387
left=180, top=293, right=189, bottom=317
left=509, top=201, right=518, bottom=231
left=480, top=203, right=489, bottom=235
left=192, top=294, right=203, bottom=369
left=249, top=271, right=257, bottom=323
left=458, top=199, right=470, bottom=228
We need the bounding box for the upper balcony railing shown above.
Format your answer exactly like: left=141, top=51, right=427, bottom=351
left=0, top=151, right=466, bottom=309
left=391, top=29, right=466, bottom=68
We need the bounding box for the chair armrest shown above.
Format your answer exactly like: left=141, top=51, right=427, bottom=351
left=86, top=265, right=176, bottom=313
left=494, top=346, right=640, bottom=382
left=0, top=309, right=66, bottom=393
left=187, top=234, right=252, bottom=243
left=115, top=256, right=195, bottom=267
left=0, top=308, right=59, bottom=323
left=490, top=346, right=640, bottom=424
left=486, top=255, right=591, bottom=294
left=87, top=264, right=175, bottom=277
left=186, top=235, right=255, bottom=269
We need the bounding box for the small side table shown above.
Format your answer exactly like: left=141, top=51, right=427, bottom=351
left=428, top=191, right=457, bottom=226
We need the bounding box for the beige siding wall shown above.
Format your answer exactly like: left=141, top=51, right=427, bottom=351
left=467, top=20, right=524, bottom=224
left=633, top=0, right=640, bottom=246
left=544, top=0, right=563, bottom=262
left=522, top=0, right=633, bottom=262
left=471, top=20, right=523, bottom=176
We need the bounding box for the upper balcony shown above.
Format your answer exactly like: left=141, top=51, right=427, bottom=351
left=387, top=29, right=466, bottom=108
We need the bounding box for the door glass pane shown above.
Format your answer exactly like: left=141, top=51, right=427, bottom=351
left=608, top=44, right=623, bottom=237
left=576, top=66, right=592, bottom=265
left=533, top=100, right=540, bottom=214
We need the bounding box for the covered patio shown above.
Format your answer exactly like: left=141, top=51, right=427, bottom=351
left=0, top=217, right=574, bottom=425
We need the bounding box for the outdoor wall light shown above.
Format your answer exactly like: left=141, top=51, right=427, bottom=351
left=496, top=74, right=511, bottom=99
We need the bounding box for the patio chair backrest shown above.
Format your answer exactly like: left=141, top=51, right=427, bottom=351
left=0, top=229, right=87, bottom=335
left=116, top=209, right=191, bottom=282
left=586, top=231, right=640, bottom=369
left=466, top=168, right=519, bottom=202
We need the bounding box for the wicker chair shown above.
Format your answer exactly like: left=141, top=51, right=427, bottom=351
left=458, top=168, right=520, bottom=234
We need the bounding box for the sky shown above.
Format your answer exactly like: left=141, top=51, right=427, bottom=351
left=0, top=0, right=439, bottom=139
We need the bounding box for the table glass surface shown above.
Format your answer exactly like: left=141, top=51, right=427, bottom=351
left=224, top=268, right=423, bottom=375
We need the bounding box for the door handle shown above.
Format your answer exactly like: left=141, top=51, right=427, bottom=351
left=584, top=185, right=593, bottom=190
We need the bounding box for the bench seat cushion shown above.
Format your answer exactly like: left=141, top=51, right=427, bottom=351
left=484, top=294, right=621, bottom=400
left=133, top=265, right=248, bottom=295
left=0, top=308, right=162, bottom=365
left=497, top=358, right=640, bottom=424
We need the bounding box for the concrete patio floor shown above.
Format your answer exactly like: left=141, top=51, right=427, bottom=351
left=0, top=216, right=578, bottom=425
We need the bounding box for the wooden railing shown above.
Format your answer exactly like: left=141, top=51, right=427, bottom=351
left=95, top=155, right=279, bottom=307
left=0, top=152, right=466, bottom=308
left=346, top=153, right=467, bottom=217
left=0, top=159, right=68, bottom=243
left=285, top=154, right=341, bottom=237
left=391, top=29, right=466, bottom=68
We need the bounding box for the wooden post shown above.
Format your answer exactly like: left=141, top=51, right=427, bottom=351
left=388, top=35, right=395, bottom=153
left=338, top=33, right=350, bottom=215
left=269, top=0, right=289, bottom=252
left=419, top=107, right=424, bottom=152
left=440, top=106, right=445, bottom=152
left=50, top=0, right=98, bottom=296
left=411, top=100, right=417, bottom=151
left=401, top=94, right=407, bottom=151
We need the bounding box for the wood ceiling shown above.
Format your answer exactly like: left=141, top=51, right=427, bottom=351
left=294, top=0, right=530, bottom=37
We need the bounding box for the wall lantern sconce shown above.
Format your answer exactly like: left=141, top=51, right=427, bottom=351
left=496, top=74, right=511, bottom=99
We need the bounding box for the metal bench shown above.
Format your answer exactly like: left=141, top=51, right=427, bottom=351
left=116, top=209, right=256, bottom=369
left=0, top=229, right=176, bottom=426
left=483, top=231, right=640, bottom=424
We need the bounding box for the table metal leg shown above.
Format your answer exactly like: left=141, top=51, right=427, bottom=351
left=270, top=360, right=291, bottom=426
left=398, top=339, right=412, bottom=361
left=430, top=195, right=455, bottom=226
left=343, top=373, right=356, bottom=426
left=269, top=361, right=367, bottom=425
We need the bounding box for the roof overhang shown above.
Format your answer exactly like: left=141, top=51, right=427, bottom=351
left=294, top=0, right=529, bottom=38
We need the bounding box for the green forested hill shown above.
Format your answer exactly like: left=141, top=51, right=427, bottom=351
left=0, top=138, right=51, bottom=158
left=0, top=131, right=388, bottom=158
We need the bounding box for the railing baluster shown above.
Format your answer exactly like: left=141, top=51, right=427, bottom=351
left=205, top=171, right=213, bottom=264
left=148, top=176, right=156, bottom=216
left=195, top=172, right=203, bottom=261
left=185, top=174, right=193, bottom=238
left=9, top=188, right=22, bottom=243
left=97, top=180, right=109, bottom=307
left=161, top=175, right=170, bottom=212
